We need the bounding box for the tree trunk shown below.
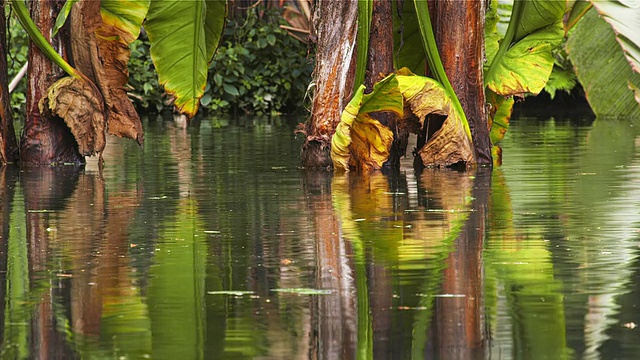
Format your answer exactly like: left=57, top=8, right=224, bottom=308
left=431, top=0, right=491, bottom=165
left=0, top=5, right=19, bottom=164
left=20, top=0, right=83, bottom=165
left=300, top=0, right=358, bottom=168
left=366, top=0, right=407, bottom=168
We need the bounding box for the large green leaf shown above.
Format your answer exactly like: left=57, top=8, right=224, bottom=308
left=486, top=21, right=564, bottom=96
left=485, top=0, right=565, bottom=96
left=566, top=7, right=640, bottom=116
left=330, top=74, right=403, bottom=172
left=487, top=89, right=513, bottom=145
left=205, top=0, right=227, bottom=62
left=144, top=0, right=225, bottom=118
left=590, top=0, right=640, bottom=74
left=100, top=0, right=149, bottom=43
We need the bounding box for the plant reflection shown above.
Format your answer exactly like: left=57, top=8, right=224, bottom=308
left=2, top=117, right=640, bottom=359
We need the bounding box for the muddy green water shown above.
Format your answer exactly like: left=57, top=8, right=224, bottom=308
left=1, top=115, right=639, bottom=359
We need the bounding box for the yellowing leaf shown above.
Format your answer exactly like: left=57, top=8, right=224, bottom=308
left=487, top=89, right=513, bottom=145
left=330, top=74, right=403, bottom=172
left=486, top=21, right=564, bottom=96
left=396, top=72, right=475, bottom=167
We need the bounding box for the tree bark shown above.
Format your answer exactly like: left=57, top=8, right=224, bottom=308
left=0, top=5, right=19, bottom=164
left=431, top=0, right=491, bottom=165
left=366, top=0, right=407, bottom=168
left=21, top=0, right=83, bottom=165
left=300, top=0, right=358, bottom=168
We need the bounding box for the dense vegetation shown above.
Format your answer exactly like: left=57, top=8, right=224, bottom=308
left=128, top=9, right=313, bottom=116
left=7, top=8, right=313, bottom=118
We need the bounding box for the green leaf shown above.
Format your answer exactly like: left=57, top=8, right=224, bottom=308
left=331, top=74, right=403, bottom=172
left=565, top=0, right=592, bottom=33
left=544, top=65, right=577, bottom=99
left=566, top=7, right=640, bottom=117
left=590, top=0, right=640, bottom=74
left=53, top=0, right=78, bottom=36
left=487, top=89, right=513, bottom=145
left=100, top=0, right=149, bottom=43
left=485, top=0, right=565, bottom=96
left=514, top=0, right=565, bottom=42
left=393, top=0, right=425, bottom=75
left=223, top=83, right=239, bottom=96
left=205, top=0, right=227, bottom=63
left=145, top=0, right=225, bottom=118
left=354, top=0, right=372, bottom=92
left=486, top=21, right=564, bottom=96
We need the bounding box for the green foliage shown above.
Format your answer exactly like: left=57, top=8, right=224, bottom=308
left=128, top=37, right=166, bottom=112
left=203, top=9, right=313, bottom=116
left=127, top=9, right=312, bottom=116
left=7, top=12, right=29, bottom=118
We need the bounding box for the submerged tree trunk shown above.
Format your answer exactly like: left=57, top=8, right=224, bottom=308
left=21, top=0, right=83, bottom=165
left=366, top=0, right=407, bottom=168
left=300, top=0, right=358, bottom=168
left=431, top=0, right=491, bottom=165
left=0, top=5, right=18, bottom=164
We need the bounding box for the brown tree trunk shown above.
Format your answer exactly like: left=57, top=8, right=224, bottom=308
left=300, top=0, right=358, bottom=168
left=366, top=0, right=407, bottom=168
left=20, top=0, right=83, bottom=165
left=431, top=0, right=491, bottom=165
left=0, top=5, right=19, bottom=164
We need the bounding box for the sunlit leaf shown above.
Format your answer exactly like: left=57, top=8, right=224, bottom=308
left=145, top=0, right=225, bottom=118
left=514, top=0, right=565, bottom=42
left=486, top=21, right=564, bottom=96
left=544, top=65, right=578, bottom=99
left=330, top=74, right=403, bottom=172
left=53, top=0, right=78, bottom=36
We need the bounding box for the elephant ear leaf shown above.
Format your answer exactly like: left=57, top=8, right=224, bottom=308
left=144, top=0, right=226, bottom=118
left=485, top=0, right=565, bottom=97
left=331, top=74, right=403, bottom=172
left=396, top=71, right=475, bottom=167
left=486, top=21, right=564, bottom=96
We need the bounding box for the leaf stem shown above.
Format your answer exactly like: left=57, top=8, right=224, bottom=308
left=412, top=0, right=471, bottom=140
left=484, top=0, right=524, bottom=86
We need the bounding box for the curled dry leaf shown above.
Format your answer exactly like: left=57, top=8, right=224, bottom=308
left=38, top=76, right=106, bottom=156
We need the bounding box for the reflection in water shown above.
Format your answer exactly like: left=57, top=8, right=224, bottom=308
left=1, top=116, right=640, bottom=359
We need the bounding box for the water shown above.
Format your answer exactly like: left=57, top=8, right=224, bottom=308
left=0, top=115, right=639, bottom=359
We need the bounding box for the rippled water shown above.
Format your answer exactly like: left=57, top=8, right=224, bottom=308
left=1, top=115, right=639, bottom=359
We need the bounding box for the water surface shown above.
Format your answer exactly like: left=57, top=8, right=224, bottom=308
left=1, top=115, right=639, bottom=359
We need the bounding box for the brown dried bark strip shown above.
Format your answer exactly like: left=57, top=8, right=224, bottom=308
left=301, top=0, right=358, bottom=168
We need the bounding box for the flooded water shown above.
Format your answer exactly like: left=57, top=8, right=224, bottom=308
left=1, top=114, right=639, bottom=359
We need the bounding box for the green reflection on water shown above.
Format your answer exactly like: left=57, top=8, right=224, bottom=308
left=2, top=116, right=640, bottom=359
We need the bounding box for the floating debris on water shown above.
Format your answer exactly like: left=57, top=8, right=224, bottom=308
left=207, top=290, right=255, bottom=296
left=271, top=288, right=333, bottom=295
